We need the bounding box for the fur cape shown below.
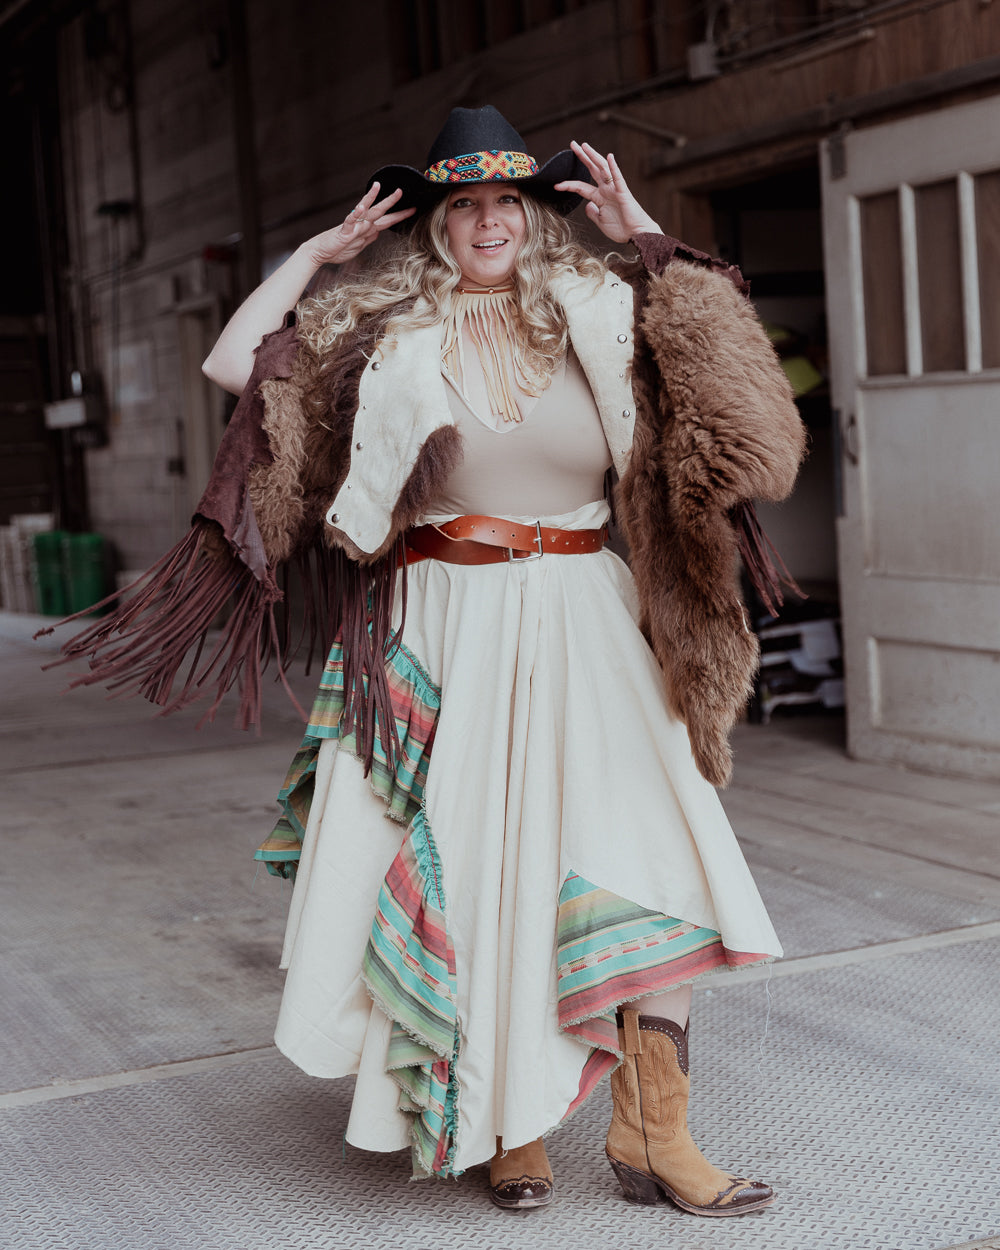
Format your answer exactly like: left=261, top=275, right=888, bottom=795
left=44, top=234, right=804, bottom=787
left=619, top=255, right=805, bottom=782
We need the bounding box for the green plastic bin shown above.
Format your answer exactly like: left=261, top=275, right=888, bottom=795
left=62, top=532, right=107, bottom=615
left=31, top=530, right=70, bottom=616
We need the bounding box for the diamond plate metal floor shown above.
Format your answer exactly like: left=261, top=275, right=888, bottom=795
left=4, top=617, right=1000, bottom=1250
left=3, top=940, right=998, bottom=1250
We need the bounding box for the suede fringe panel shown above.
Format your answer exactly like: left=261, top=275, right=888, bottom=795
left=731, top=501, right=805, bottom=619
left=35, top=523, right=295, bottom=730
left=38, top=523, right=407, bottom=776
left=328, top=538, right=407, bottom=776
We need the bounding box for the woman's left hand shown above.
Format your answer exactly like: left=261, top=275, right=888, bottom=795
left=555, top=141, right=663, bottom=243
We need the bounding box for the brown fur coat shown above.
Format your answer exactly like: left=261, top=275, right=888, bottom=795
left=50, top=235, right=801, bottom=781
left=242, top=237, right=804, bottom=786
left=619, top=259, right=804, bottom=783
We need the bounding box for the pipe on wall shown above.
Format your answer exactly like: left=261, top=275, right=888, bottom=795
left=226, top=0, right=261, bottom=301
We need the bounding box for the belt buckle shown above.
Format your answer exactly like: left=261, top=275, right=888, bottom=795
left=507, top=520, right=544, bottom=562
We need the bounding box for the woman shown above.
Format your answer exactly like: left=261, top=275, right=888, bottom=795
left=62, top=106, right=804, bottom=1212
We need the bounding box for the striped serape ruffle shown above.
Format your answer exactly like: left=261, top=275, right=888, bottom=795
left=361, top=808, right=461, bottom=1178
left=359, top=857, right=772, bottom=1176
left=254, top=632, right=440, bottom=878
left=259, top=636, right=771, bottom=1173
left=556, top=871, right=773, bottom=1116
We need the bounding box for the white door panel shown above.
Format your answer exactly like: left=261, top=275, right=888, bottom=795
left=822, top=93, right=1000, bottom=779
left=860, top=379, right=1000, bottom=581
left=870, top=637, right=1000, bottom=749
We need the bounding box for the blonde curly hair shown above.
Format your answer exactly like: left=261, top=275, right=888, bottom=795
left=297, top=191, right=607, bottom=390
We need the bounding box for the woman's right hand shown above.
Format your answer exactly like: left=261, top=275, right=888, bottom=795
left=301, top=183, right=415, bottom=267
left=203, top=183, right=414, bottom=396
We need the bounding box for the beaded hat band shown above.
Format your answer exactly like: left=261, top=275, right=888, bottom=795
left=425, top=149, right=540, bottom=185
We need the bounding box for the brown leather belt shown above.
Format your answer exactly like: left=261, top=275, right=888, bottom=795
left=403, top=515, right=607, bottom=566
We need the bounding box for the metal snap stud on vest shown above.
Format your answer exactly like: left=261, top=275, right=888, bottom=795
left=617, top=334, right=628, bottom=343
left=371, top=361, right=381, bottom=370
left=356, top=442, right=363, bottom=450
left=330, top=513, right=340, bottom=522
left=622, top=409, right=631, bottom=419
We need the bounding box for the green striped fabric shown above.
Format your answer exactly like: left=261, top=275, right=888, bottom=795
left=362, top=809, right=461, bottom=1177
left=557, top=871, right=757, bottom=1055
left=254, top=634, right=441, bottom=879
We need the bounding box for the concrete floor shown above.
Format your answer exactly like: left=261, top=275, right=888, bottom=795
left=2, top=611, right=999, bottom=1250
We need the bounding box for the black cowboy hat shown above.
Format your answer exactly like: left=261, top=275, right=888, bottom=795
left=366, top=105, right=593, bottom=229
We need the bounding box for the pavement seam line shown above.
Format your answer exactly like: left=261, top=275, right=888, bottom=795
left=708, top=918, right=1000, bottom=986
left=5, top=922, right=998, bottom=1112
left=730, top=793, right=1000, bottom=882
left=3, top=737, right=303, bottom=776
left=0, top=1045, right=279, bottom=1110
left=737, top=821, right=1000, bottom=889
left=734, top=760, right=1000, bottom=821
left=6, top=922, right=999, bottom=1111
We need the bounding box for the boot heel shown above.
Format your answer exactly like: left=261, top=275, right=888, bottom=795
left=607, top=1155, right=666, bottom=1205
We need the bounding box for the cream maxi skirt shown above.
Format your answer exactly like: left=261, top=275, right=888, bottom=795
left=268, top=502, right=781, bottom=1177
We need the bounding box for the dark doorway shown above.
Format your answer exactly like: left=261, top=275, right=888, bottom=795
left=0, top=78, right=55, bottom=528
left=712, top=163, right=844, bottom=726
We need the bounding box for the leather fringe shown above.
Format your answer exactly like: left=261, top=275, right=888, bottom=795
left=334, top=537, right=407, bottom=778
left=273, top=538, right=407, bottom=777
left=37, top=522, right=407, bottom=775
left=35, top=523, right=301, bottom=731
left=282, top=544, right=343, bottom=678
left=732, top=501, right=805, bottom=620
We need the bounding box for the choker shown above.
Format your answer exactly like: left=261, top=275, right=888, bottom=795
left=455, top=284, right=515, bottom=296
left=441, top=286, right=538, bottom=424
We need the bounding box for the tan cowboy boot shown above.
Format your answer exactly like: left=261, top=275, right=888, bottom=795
left=489, top=1135, right=554, bottom=1209
left=605, top=1010, right=774, bottom=1216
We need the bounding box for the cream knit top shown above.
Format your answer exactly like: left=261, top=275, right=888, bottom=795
left=427, top=349, right=613, bottom=519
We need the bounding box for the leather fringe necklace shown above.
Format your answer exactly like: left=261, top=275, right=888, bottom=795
left=440, top=285, right=541, bottom=424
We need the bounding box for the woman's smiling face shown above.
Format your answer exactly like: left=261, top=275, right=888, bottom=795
left=443, top=184, right=527, bottom=287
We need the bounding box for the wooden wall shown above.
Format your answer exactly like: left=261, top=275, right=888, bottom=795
left=50, top=0, right=1000, bottom=569
left=56, top=0, right=237, bottom=569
